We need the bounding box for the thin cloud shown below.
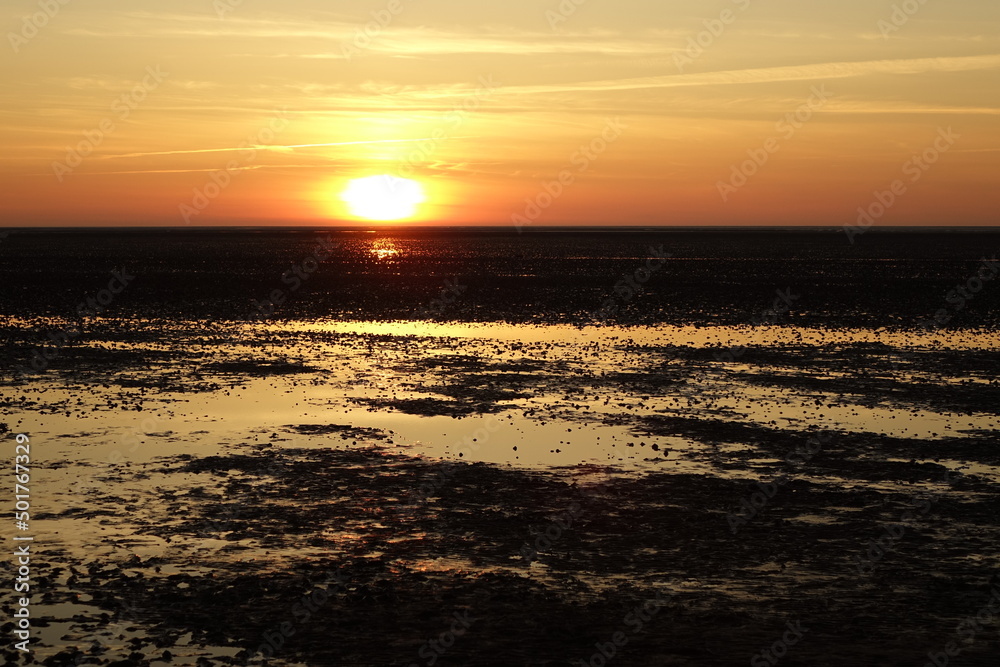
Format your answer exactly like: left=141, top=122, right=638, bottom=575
left=60, top=17, right=680, bottom=57
left=95, top=138, right=448, bottom=161
left=59, top=165, right=267, bottom=176
left=227, top=35, right=678, bottom=58
left=493, top=54, right=1000, bottom=95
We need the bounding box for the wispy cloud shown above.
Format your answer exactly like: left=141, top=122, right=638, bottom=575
left=492, top=54, right=1000, bottom=95
left=59, top=165, right=268, bottom=176
left=60, top=14, right=682, bottom=58
left=47, top=164, right=337, bottom=176
left=226, top=32, right=680, bottom=58
left=95, top=138, right=446, bottom=161
left=820, top=103, right=1000, bottom=116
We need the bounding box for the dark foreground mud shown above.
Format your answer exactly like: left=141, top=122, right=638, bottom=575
left=6, top=436, right=999, bottom=667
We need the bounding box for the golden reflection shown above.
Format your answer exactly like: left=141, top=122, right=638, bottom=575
left=369, top=239, right=400, bottom=261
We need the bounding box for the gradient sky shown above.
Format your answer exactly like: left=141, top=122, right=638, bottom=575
left=1, top=0, right=998, bottom=226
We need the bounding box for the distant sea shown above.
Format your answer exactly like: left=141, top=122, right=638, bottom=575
left=1, top=226, right=998, bottom=327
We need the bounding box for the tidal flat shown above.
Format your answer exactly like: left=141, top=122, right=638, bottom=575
left=1, top=228, right=998, bottom=666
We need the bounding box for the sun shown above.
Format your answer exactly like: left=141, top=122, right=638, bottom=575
left=340, top=175, right=426, bottom=221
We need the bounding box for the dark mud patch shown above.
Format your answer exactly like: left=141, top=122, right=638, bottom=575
left=410, top=354, right=488, bottom=372
left=602, top=369, right=686, bottom=392
left=353, top=395, right=513, bottom=417
left=633, top=415, right=1000, bottom=472
left=384, top=361, right=551, bottom=415
left=30, top=445, right=1000, bottom=666
left=201, top=360, right=318, bottom=377
left=733, top=368, right=1000, bottom=415
left=285, top=423, right=392, bottom=440
left=419, top=381, right=534, bottom=404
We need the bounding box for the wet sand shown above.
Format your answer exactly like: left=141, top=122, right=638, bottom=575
left=1, top=229, right=999, bottom=666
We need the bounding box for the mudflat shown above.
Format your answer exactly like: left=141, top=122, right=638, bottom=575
left=1, top=228, right=998, bottom=666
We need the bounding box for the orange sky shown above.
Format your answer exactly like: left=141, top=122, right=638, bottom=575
left=1, top=0, right=998, bottom=227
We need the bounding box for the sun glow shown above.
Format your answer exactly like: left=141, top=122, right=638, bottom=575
left=340, top=175, right=426, bottom=221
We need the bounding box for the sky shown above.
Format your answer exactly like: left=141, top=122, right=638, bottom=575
left=1, top=0, right=998, bottom=227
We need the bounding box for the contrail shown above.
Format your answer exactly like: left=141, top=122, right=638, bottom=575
left=95, top=137, right=448, bottom=160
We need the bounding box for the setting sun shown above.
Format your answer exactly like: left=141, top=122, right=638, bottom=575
left=341, top=175, right=426, bottom=221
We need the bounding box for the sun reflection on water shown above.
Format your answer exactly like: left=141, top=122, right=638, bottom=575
left=370, top=240, right=400, bottom=261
